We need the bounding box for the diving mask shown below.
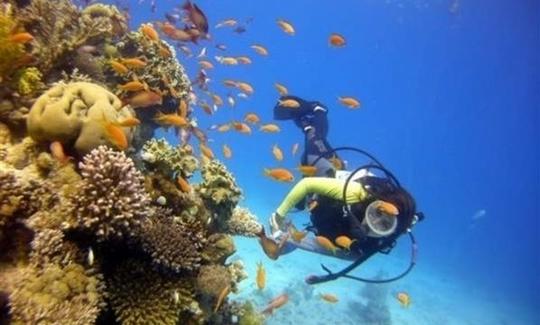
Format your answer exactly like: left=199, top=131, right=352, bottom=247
left=362, top=200, right=399, bottom=238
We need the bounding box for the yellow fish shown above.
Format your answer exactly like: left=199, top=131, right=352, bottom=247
left=276, top=19, right=295, bottom=35
left=296, top=165, right=317, bottom=176
left=251, top=44, right=269, bottom=56
left=334, top=235, right=357, bottom=251
left=278, top=98, right=300, bottom=108
left=396, top=292, right=411, bottom=307
left=264, top=168, right=294, bottom=183
left=315, top=236, right=339, bottom=255
left=222, top=144, right=232, bottom=159
left=200, top=143, right=215, bottom=160
left=338, top=96, right=361, bottom=109
left=256, top=261, right=266, bottom=290
left=260, top=123, right=281, bottom=133
left=272, top=144, right=283, bottom=161
left=288, top=223, right=308, bottom=243
left=274, top=83, right=288, bottom=96
left=320, top=293, right=339, bottom=303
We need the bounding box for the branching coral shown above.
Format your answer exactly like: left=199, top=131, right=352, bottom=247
left=19, top=0, right=127, bottom=76
left=0, top=171, right=25, bottom=222
left=139, top=210, right=207, bottom=273
left=226, top=207, right=263, bottom=237
left=141, top=138, right=199, bottom=178
left=8, top=262, right=105, bottom=325
left=107, top=258, right=199, bottom=325
left=197, top=160, right=242, bottom=229
left=68, top=145, right=152, bottom=241
left=28, top=227, right=79, bottom=268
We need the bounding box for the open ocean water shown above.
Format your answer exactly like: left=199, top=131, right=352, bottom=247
left=98, top=0, right=540, bottom=324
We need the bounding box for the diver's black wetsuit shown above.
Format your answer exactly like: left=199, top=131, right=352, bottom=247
left=273, top=95, right=336, bottom=176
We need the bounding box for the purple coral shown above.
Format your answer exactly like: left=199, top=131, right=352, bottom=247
left=73, top=145, right=151, bottom=241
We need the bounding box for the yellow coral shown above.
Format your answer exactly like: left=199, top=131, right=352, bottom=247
left=0, top=5, right=27, bottom=79
left=14, top=67, right=43, bottom=96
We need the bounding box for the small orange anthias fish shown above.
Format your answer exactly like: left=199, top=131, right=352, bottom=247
left=259, top=123, right=281, bottom=133
left=315, top=236, right=340, bottom=255
left=9, top=32, right=34, bottom=44
left=377, top=201, right=400, bottom=216
left=176, top=176, right=191, bottom=193
left=244, top=113, right=260, bottom=124
left=396, top=292, right=411, bottom=308
left=235, top=81, right=254, bottom=95
left=264, top=168, right=294, bottom=183
left=153, top=112, right=188, bottom=128
left=110, top=60, right=129, bottom=75
left=256, top=261, right=266, bottom=290
left=232, top=122, right=252, bottom=134
left=199, top=143, right=214, bottom=160
left=222, top=144, right=232, bottom=159
left=140, top=23, right=160, bottom=42
left=296, top=165, right=317, bottom=176
left=320, top=293, right=339, bottom=303
left=257, top=226, right=290, bottom=260
left=127, top=90, right=163, bottom=108
left=328, top=33, right=346, bottom=47
left=118, top=80, right=147, bottom=92
left=49, top=141, right=71, bottom=165
left=274, top=83, right=288, bottom=96
left=251, top=44, right=269, bottom=56
left=287, top=222, right=308, bottom=243
left=261, top=293, right=289, bottom=315
left=338, top=96, right=361, bottom=109
left=213, top=284, right=230, bottom=313
left=114, top=117, right=141, bottom=127
left=101, top=114, right=128, bottom=151
left=278, top=98, right=300, bottom=108
left=272, top=144, right=283, bottom=161
left=276, top=19, right=295, bottom=35
left=334, top=235, right=357, bottom=251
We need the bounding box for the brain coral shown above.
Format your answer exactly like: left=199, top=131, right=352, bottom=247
left=26, top=82, right=136, bottom=155
left=69, top=145, right=151, bottom=241
left=107, top=258, right=198, bottom=325
left=139, top=211, right=207, bottom=273
left=9, top=262, right=105, bottom=325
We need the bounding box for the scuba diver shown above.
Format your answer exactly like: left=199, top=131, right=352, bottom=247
left=263, top=95, right=424, bottom=285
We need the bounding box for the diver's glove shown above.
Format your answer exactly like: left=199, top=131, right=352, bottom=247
left=269, top=212, right=287, bottom=234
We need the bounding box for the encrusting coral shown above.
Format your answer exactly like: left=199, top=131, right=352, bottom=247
left=67, top=145, right=152, bottom=241
left=141, top=138, right=199, bottom=179
left=8, top=262, right=105, bottom=325
left=138, top=210, right=207, bottom=273
left=27, top=82, right=136, bottom=155
left=107, top=258, right=200, bottom=325
left=227, top=206, right=263, bottom=237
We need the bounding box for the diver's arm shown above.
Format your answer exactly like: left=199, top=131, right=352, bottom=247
left=275, top=177, right=367, bottom=217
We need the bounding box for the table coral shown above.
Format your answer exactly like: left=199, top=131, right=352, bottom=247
left=8, top=262, right=105, bottom=325
left=107, top=258, right=198, bottom=325
left=68, top=145, right=151, bottom=241
left=27, top=82, right=136, bottom=155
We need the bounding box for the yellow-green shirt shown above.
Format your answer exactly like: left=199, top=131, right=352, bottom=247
left=276, top=177, right=367, bottom=217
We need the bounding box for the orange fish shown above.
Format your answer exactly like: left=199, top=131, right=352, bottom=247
left=320, top=293, right=339, bottom=303
left=329, top=156, right=344, bottom=170
left=110, top=60, right=129, bottom=75
left=244, top=113, right=260, bottom=124
left=338, top=96, right=361, bottom=109
left=222, top=79, right=238, bottom=87
left=236, top=81, right=254, bottom=95
left=199, top=60, right=214, bottom=69
left=210, top=93, right=223, bottom=106
left=121, top=58, right=147, bottom=69
left=127, top=90, right=163, bottom=108
left=177, top=176, right=192, bottom=193
left=101, top=114, right=128, bottom=151
left=213, top=285, right=230, bottom=312
left=192, top=127, right=208, bottom=143
left=315, top=236, right=339, bottom=255
left=291, top=143, right=299, bottom=156
left=200, top=102, right=213, bottom=115
left=296, top=165, right=317, bottom=176
left=377, top=201, right=400, bottom=216
left=272, top=144, right=283, bottom=161
left=222, top=144, right=232, bottom=159
left=278, top=98, right=300, bottom=108
left=217, top=56, right=238, bottom=65
left=215, top=19, right=238, bottom=28
left=153, top=112, right=188, bottom=127
left=328, top=33, right=346, bottom=47
left=256, top=261, right=266, bottom=290
left=118, top=80, right=147, bottom=92
left=396, top=292, right=411, bottom=307
left=114, top=117, right=141, bottom=127
left=236, top=56, right=252, bottom=64
left=9, top=32, right=33, bottom=44
left=262, top=293, right=289, bottom=315
left=159, top=44, right=172, bottom=58
left=260, top=123, right=281, bottom=133
left=334, top=235, right=356, bottom=251
left=49, top=141, right=71, bottom=165
left=274, top=83, right=288, bottom=96
left=140, top=23, right=159, bottom=41
left=232, top=122, right=252, bottom=134
left=199, top=143, right=214, bottom=160
left=264, top=168, right=294, bottom=182
left=216, top=123, right=231, bottom=132
left=276, top=19, right=295, bottom=35
left=288, top=223, right=307, bottom=243
left=251, top=44, right=269, bottom=56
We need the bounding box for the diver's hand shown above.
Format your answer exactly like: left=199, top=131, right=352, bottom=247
left=269, top=212, right=286, bottom=234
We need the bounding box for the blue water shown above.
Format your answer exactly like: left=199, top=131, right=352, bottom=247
left=115, top=0, right=539, bottom=323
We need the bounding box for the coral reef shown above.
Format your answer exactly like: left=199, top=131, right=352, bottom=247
left=196, top=264, right=232, bottom=298
left=9, top=262, right=105, bottom=325
left=138, top=210, right=207, bottom=273
left=106, top=258, right=200, bottom=325
left=237, top=301, right=265, bottom=325
left=227, top=206, right=263, bottom=237
left=67, top=145, right=151, bottom=241
left=13, top=67, right=44, bottom=96
left=141, top=138, right=199, bottom=178
left=27, top=82, right=135, bottom=155
left=0, top=4, right=29, bottom=80
left=197, top=160, right=242, bottom=231
left=202, top=233, right=236, bottom=265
